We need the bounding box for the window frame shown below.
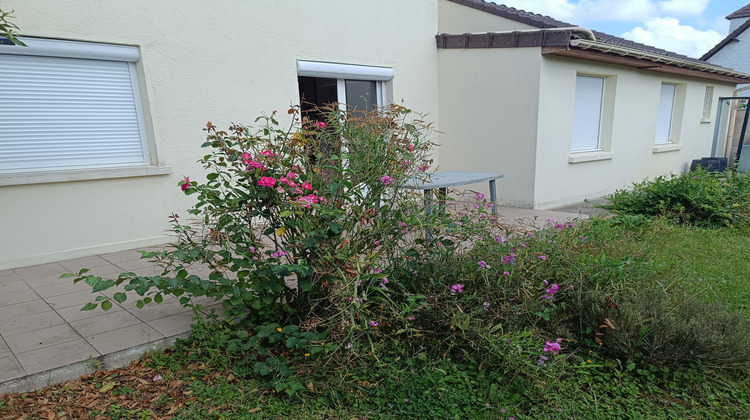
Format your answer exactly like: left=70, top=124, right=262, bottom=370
left=570, top=75, right=605, bottom=153
left=297, top=60, right=392, bottom=112
left=0, top=37, right=156, bottom=178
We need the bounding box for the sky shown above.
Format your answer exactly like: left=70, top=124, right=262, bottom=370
left=496, top=0, right=749, bottom=58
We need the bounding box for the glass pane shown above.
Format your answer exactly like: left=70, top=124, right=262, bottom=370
left=345, top=80, right=377, bottom=113
left=655, top=84, right=675, bottom=144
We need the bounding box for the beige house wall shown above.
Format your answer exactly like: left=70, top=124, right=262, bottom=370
left=437, top=47, right=542, bottom=208
left=0, top=0, right=440, bottom=269
left=534, top=55, right=735, bottom=209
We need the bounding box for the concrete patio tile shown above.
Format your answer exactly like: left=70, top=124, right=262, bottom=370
left=43, top=289, right=106, bottom=311
left=126, top=298, right=192, bottom=322
left=70, top=310, right=142, bottom=337
left=35, top=280, right=97, bottom=299
left=115, top=258, right=164, bottom=271
left=15, top=339, right=99, bottom=375
left=147, top=312, right=196, bottom=337
left=59, top=255, right=118, bottom=272
left=0, top=279, right=32, bottom=294
left=0, top=289, right=40, bottom=307
left=116, top=264, right=163, bottom=277
left=85, top=324, right=163, bottom=355
left=0, top=310, right=67, bottom=336
left=100, top=250, right=147, bottom=264
left=0, top=269, right=23, bottom=282
left=0, top=356, right=26, bottom=382
left=4, top=324, right=81, bottom=354
left=0, top=299, right=52, bottom=322
left=14, top=262, right=67, bottom=281
left=23, top=274, right=73, bottom=289
left=55, top=302, right=123, bottom=323
left=0, top=337, right=11, bottom=358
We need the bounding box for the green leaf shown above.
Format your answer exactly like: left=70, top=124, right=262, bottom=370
left=207, top=173, right=219, bottom=181
left=92, top=280, right=115, bottom=292
left=627, top=362, right=636, bottom=372
left=298, top=279, right=312, bottom=292
left=101, top=300, right=113, bottom=311
left=136, top=300, right=145, bottom=309
left=113, top=293, right=127, bottom=304
left=254, top=362, right=270, bottom=376
left=59, top=273, right=77, bottom=278
left=81, top=302, right=98, bottom=311
left=154, top=294, right=164, bottom=304
left=279, top=210, right=292, bottom=218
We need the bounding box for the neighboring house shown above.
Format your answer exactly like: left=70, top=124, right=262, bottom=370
left=702, top=4, right=750, bottom=95
left=436, top=0, right=750, bottom=208
left=1, top=0, right=749, bottom=270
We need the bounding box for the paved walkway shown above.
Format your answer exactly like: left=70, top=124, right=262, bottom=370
left=0, top=205, right=587, bottom=394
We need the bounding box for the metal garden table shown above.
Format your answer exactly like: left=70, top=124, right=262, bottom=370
left=402, top=171, right=504, bottom=215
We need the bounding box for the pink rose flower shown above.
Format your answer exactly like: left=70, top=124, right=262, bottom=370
left=180, top=178, right=190, bottom=191
left=317, top=121, right=326, bottom=129
left=241, top=152, right=252, bottom=165
left=257, top=177, right=276, bottom=187
left=259, top=150, right=276, bottom=157
left=301, top=182, right=313, bottom=191
left=380, top=175, right=395, bottom=186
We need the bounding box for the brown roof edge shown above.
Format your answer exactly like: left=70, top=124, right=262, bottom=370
left=436, top=30, right=572, bottom=49
left=727, top=4, right=750, bottom=19
left=700, top=18, right=750, bottom=61
left=548, top=41, right=750, bottom=84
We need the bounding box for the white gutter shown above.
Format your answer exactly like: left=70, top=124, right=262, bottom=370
left=569, top=38, right=750, bottom=80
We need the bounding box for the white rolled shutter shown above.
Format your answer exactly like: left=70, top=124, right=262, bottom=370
left=571, top=75, right=604, bottom=153
left=655, top=84, right=675, bottom=144
left=0, top=40, right=147, bottom=173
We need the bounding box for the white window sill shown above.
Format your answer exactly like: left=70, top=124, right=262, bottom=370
left=0, top=165, right=173, bottom=186
left=568, top=151, right=614, bottom=164
left=652, top=143, right=681, bottom=153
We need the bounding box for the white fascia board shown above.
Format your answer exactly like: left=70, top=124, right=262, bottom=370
left=0, top=37, right=140, bottom=62
left=297, top=60, right=393, bottom=81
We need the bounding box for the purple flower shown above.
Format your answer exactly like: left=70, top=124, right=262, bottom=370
left=450, top=284, right=464, bottom=295
left=475, top=192, right=485, bottom=200
left=503, top=271, right=510, bottom=275
left=270, top=250, right=288, bottom=259
left=477, top=260, right=490, bottom=270
left=483, top=302, right=490, bottom=310
left=345, top=342, right=353, bottom=350
left=368, top=321, right=379, bottom=327
left=544, top=339, right=563, bottom=355
left=380, top=175, right=395, bottom=186
left=501, top=254, right=517, bottom=264
left=542, top=283, right=559, bottom=299
left=538, top=255, right=548, bottom=260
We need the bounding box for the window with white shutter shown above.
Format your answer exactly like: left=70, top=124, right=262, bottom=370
left=0, top=38, right=149, bottom=173
left=571, top=75, right=604, bottom=153
left=655, top=83, right=676, bottom=145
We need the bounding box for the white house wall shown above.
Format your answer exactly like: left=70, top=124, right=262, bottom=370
left=0, top=0, right=440, bottom=269
left=534, top=55, right=735, bottom=209
left=437, top=47, right=542, bottom=208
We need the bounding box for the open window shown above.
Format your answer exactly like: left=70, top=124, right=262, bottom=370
left=296, top=60, right=392, bottom=122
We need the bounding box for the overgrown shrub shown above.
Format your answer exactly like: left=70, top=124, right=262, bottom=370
left=604, top=167, right=750, bottom=228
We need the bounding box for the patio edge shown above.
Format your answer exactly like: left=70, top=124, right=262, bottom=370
left=0, top=332, right=190, bottom=395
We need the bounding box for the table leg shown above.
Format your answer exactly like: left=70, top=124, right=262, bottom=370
left=489, top=179, right=498, bottom=215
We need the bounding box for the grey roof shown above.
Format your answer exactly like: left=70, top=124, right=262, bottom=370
left=446, top=0, right=706, bottom=63
left=727, top=4, right=750, bottom=19
left=700, top=18, right=750, bottom=60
